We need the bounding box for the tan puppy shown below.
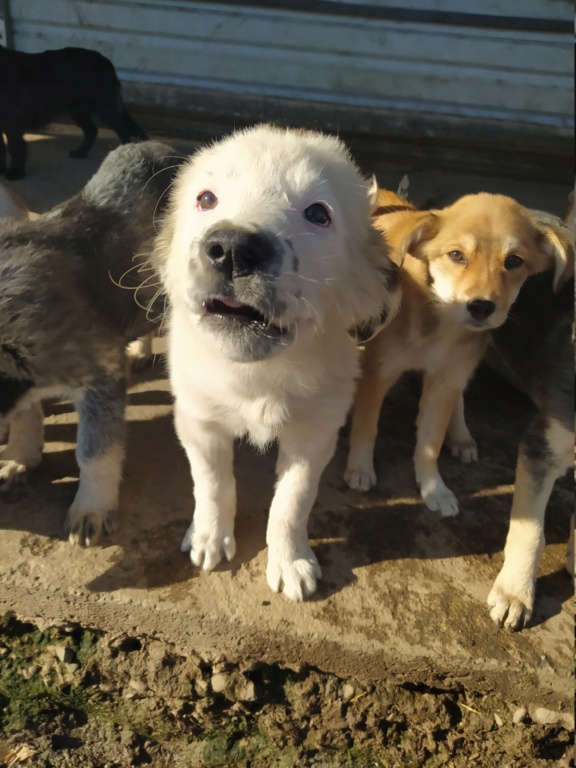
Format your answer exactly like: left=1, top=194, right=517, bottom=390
left=345, top=189, right=571, bottom=517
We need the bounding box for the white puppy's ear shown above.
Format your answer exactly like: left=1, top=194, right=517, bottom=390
left=344, top=224, right=402, bottom=344
left=368, top=175, right=379, bottom=210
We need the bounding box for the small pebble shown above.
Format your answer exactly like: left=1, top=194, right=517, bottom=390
left=513, top=707, right=527, bottom=724
left=341, top=683, right=355, bottom=703
left=211, top=673, right=227, bottom=693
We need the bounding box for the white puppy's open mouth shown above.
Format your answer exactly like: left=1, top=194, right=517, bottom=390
left=204, top=296, right=271, bottom=327
left=198, top=294, right=293, bottom=361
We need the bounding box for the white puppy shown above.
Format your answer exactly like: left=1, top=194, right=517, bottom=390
left=154, top=124, right=401, bottom=600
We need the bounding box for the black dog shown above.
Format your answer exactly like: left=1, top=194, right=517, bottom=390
left=0, top=45, right=147, bottom=179
left=486, top=207, right=574, bottom=630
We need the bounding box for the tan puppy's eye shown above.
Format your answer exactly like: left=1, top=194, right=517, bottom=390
left=197, top=191, right=218, bottom=210
left=447, top=250, right=466, bottom=264
left=504, top=253, right=524, bottom=270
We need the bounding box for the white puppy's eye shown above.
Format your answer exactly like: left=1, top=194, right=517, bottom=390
left=304, top=203, right=331, bottom=227
left=197, top=191, right=218, bottom=210
left=504, top=253, right=524, bottom=270
left=447, top=250, right=466, bottom=264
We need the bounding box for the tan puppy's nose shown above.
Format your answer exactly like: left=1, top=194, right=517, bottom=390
left=467, top=298, right=495, bottom=321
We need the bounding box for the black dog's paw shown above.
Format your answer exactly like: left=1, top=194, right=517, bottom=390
left=69, top=149, right=88, bottom=159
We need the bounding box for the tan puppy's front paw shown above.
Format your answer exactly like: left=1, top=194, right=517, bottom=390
left=420, top=477, right=459, bottom=517
left=344, top=464, right=377, bottom=492
left=446, top=435, right=478, bottom=464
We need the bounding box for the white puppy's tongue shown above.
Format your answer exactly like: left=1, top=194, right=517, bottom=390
left=220, top=297, right=246, bottom=309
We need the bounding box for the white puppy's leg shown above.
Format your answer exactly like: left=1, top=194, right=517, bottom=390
left=344, top=373, right=398, bottom=491
left=266, top=424, right=338, bottom=601
left=66, top=378, right=126, bottom=546
left=0, top=403, right=44, bottom=488
left=414, top=374, right=461, bottom=517
left=445, top=393, right=478, bottom=464
left=488, top=417, right=572, bottom=630
left=176, top=404, right=236, bottom=571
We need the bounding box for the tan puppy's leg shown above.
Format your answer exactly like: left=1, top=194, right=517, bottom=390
left=177, top=405, right=237, bottom=572
left=414, top=374, right=461, bottom=517
left=0, top=403, right=44, bottom=487
left=345, top=373, right=399, bottom=491
left=266, top=422, right=339, bottom=601
left=445, top=394, right=478, bottom=464
left=487, top=417, right=572, bottom=630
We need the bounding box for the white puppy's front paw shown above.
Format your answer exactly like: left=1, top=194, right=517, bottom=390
left=446, top=436, right=478, bottom=464
left=419, top=477, right=459, bottom=517
left=181, top=521, right=236, bottom=571
left=0, top=459, right=28, bottom=489
left=266, top=540, right=322, bottom=601
left=487, top=568, right=535, bottom=630
left=344, top=463, right=376, bottom=492
left=66, top=505, right=116, bottom=547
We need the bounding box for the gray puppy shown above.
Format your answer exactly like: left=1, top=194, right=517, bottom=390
left=0, top=141, right=181, bottom=544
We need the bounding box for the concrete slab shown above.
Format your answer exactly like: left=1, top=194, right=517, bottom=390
left=0, top=127, right=573, bottom=715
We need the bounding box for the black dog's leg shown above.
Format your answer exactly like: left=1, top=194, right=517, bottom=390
left=487, top=412, right=573, bottom=629
left=96, top=102, right=147, bottom=143
left=4, top=128, right=27, bottom=180
left=66, top=376, right=127, bottom=546
left=69, top=111, right=98, bottom=158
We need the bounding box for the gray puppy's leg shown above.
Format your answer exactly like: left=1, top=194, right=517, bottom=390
left=66, top=377, right=126, bottom=546
left=0, top=402, right=44, bottom=488
left=126, top=331, right=155, bottom=372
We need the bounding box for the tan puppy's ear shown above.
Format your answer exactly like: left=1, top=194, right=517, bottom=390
left=385, top=210, right=439, bottom=265
left=530, top=209, right=574, bottom=291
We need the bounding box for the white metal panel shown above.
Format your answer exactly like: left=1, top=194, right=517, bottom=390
left=5, top=0, right=574, bottom=137
left=324, top=0, right=571, bottom=21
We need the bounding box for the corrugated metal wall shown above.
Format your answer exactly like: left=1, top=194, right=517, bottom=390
left=3, top=0, right=573, bottom=146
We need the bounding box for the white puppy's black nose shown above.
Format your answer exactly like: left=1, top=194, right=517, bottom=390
left=467, top=298, right=495, bottom=320
left=204, top=225, right=276, bottom=278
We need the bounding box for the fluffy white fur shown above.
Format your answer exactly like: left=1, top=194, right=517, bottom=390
left=155, top=124, right=400, bottom=600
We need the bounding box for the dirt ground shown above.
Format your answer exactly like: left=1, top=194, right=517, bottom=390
left=0, top=125, right=574, bottom=766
